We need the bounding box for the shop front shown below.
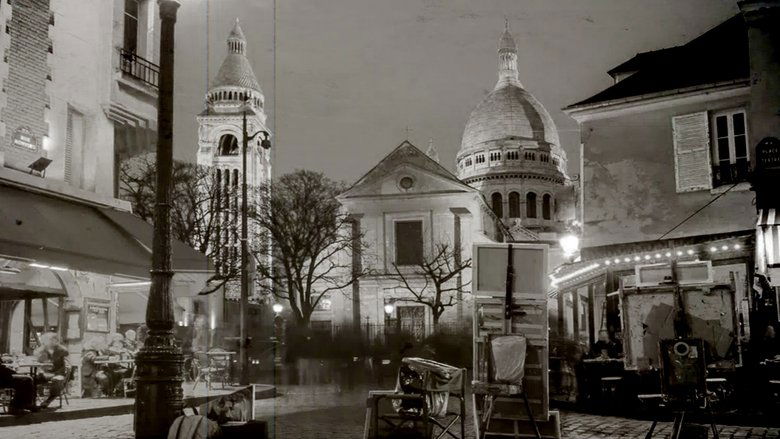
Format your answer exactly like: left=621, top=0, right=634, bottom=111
left=0, top=184, right=212, bottom=397
left=547, top=231, right=754, bottom=406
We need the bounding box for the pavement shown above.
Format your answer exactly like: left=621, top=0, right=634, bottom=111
left=0, top=383, right=275, bottom=427
left=2, top=384, right=780, bottom=438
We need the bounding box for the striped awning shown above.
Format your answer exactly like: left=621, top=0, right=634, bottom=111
left=756, top=208, right=780, bottom=285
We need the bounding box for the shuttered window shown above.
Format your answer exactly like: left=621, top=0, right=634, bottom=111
left=672, top=112, right=712, bottom=192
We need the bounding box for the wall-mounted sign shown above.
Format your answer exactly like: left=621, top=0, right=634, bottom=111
left=85, top=300, right=111, bottom=332
left=12, top=126, right=39, bottom=152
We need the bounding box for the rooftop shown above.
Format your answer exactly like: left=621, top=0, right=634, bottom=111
left=566, top=14, right=748, bottom=109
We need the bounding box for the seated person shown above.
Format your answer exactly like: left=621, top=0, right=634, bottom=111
left=0, top=360, right=36, bottom=414
left=590, top=330, right=622, bottom=359
left=123, top=330, right=138, bottom=355
left=34, top=332, right=70, bottom=409
left=104, top=333, right=132, bottom=395
left=81, top=337, right=110, bottom=398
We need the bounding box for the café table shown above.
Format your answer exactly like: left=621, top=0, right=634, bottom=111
left=15, top=360, right=53, bottom=378
left=93, top=358, right=136, bottom=398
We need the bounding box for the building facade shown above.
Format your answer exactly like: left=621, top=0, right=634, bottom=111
left=0, top=0, right=208, bottom=394
left=553, top=13, right=767, bottom=357
left=195, top=20, right=272, bottom=301
left=334, top=141, right=505, bottom=334
left=326, top=26, right=573, bottom=338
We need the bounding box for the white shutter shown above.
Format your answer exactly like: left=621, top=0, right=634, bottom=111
left=672, top=112, right=712, bottom=192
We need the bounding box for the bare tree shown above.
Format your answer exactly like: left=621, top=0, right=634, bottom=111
left=251, top=170, right=367, bottom=327
left=119, top=154, right=239, bottom=289
left=390, top=243, right=472, bottom=327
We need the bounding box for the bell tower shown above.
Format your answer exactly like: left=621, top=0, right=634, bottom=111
left=196, top=19, right=272, bottom=282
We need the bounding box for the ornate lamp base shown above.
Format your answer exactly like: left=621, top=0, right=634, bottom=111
left=134, top=333, right=184, bottom=438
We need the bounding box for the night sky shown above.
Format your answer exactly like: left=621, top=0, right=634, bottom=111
left=172, top=0, right=739, bottom=182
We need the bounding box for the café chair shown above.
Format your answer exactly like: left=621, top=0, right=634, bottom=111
left=37, top=365, right=77, bottom=408
left=193, top=348, right=230, bottom=391
left=122, top=366, right=137, bottom=398
left=0, top=388, right=14, bottom=413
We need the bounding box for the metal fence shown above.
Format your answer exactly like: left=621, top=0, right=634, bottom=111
left=329, top=322, right=471, bottom=345
left=119, top=48, right=160, bottom=88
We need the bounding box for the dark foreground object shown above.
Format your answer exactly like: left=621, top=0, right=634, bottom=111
left=220, top=420, right=268, bottom=438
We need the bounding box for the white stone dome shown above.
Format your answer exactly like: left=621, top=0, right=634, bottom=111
left=460, top=83, right=560, bottom=153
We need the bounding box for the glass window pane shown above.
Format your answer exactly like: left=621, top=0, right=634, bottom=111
left=732, top=113, right=745, bottom=136
left=715, top=116, right=728, bottom=138
left=491, top=192, right=503, bottom=218
left=717, top=138, right=730, bottom=161
left=734, top=135, right=747, bottom=159
left=542, top=194, right=552, bottom=220
left=526, top=192, right=537, bottom=219
left=508, top=192, right=520, bottom=218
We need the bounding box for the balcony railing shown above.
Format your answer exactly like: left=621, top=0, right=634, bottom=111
left=712, top=161, right=750, bottom=187
left=119, top=48, right=159, bottom=88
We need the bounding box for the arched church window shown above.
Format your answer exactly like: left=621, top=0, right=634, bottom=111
left=218, top=134, right=239, bottom=156
left=508, top=192, right=520, bottom=218
left=491, top=192, right=503, bottom=218
left=542, top=194, right=552, bottom=220
left=526, top=192, right=537, bottom=218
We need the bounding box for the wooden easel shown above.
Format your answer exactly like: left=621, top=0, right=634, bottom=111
left=473, top=244, right=543, bottom=439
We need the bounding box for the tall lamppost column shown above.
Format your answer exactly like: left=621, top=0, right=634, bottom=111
left=240, top=100, right=271, bottom=385
left=134, top=1, right=183, bottom=438
left=240, top=102, right=251, bottom=385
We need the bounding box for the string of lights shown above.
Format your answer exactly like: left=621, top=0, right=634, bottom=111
left=549, top=238, right=747, bottom=291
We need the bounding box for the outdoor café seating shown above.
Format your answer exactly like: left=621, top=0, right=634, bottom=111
left=193, top=348, right=235, bottom=391
left=363, top=357, right=466, bottom=439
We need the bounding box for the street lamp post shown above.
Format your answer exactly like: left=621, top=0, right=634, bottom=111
left=134, top=1, right=183, bottom=438
left=240, top=100, right=271, bottom=385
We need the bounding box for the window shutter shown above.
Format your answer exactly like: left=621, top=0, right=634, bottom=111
left=672, top=112, right=712, bottom=192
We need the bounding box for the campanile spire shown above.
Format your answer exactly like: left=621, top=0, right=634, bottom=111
left=497, top=21, right=520, bottom=87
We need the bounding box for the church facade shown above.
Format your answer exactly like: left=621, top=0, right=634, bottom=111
left=196, top=21, right=272, bottom=300
left=320, top=25, right=576, bottom=335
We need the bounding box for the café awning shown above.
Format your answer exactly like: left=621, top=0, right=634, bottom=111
left=0, top=185, right=211, bottom=279
left=756, top=208, right=780, bottom=285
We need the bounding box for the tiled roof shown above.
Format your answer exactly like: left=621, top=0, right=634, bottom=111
left=210, top=54, right=262, bottom=91
left=567, top=14, right=748, bottom=108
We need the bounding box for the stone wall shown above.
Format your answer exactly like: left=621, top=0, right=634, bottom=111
left=1, top=0, right=52, bottom=172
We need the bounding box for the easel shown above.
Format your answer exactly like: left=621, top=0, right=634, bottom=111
left=644, top=261, right=720, bottom=439
left=473, top=244, right=542, bottom=439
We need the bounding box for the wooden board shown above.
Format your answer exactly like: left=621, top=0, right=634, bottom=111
left=474, top=404, right=562, bottom=439
left=620, top=284, right=739, bottom=370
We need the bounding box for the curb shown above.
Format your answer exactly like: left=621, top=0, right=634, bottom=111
left=0, top=384, right=276, bottom=427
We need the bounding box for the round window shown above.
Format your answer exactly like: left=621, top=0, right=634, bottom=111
left=399, top=176, right=414, bottom=190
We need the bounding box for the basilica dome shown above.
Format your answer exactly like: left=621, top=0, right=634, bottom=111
left=456, top=26, right=567, bottom=182
left=454, top=25, right=574, bottom=235
left=460, top=83, right=560, bottom=152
